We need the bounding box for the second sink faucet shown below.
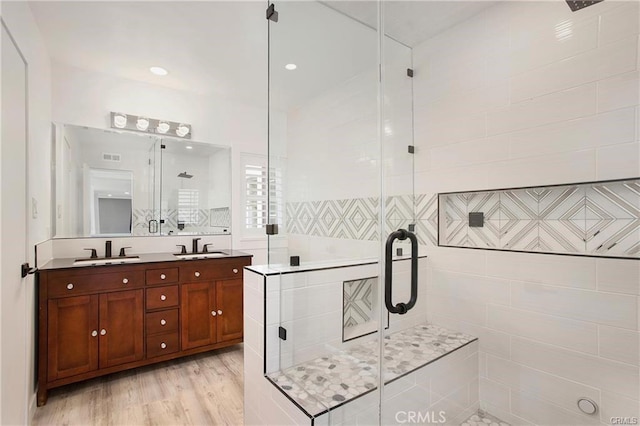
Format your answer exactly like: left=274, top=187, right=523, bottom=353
left=192, top=237, right=201, bottom=254
left=105, top=240, right=112, bottom=258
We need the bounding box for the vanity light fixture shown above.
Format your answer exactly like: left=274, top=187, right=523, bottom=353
left=156, top=121, right=170, bottom=134
left=149, top=66, right=168, bottom=76
left=110, top=112, right=192, bottom=139
left=113, top=113, right=127, bottom=128
left=136, top=117, right=150, bottom=131
left=285, top=63, right=297, bottom=70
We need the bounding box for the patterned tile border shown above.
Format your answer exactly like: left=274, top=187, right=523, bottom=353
left=284, top=178, right=639, bottom=258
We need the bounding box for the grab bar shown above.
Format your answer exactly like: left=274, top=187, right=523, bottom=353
left=384, top=228, right=418, bottom=315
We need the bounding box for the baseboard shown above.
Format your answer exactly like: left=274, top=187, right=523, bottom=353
left=28, top=390, right=37, bottom=425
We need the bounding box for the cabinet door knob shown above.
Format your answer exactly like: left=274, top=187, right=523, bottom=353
left=194, top=271, right=200, bottom=277
left=91, top=330, right=98, bottom=337
left=211, top=310, right=217, bottom=317
left=160, top=342, right=167, bottom=349
left=233, top=268, right=238, bottom=274
left=217, top=310, right=223, bottom=315
left=122, top=278, right=129, bottom=284
left=67, top=283, right=74, bottom=290
left=160, top=294, right=167, bottom=301
left=100, top=329, right=107, bottom=336
left=160, top=274, right=166, bottom=280
left=160, top=319, right=167, bottom=326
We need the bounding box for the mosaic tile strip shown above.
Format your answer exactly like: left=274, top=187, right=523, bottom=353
left=343, top=278, right=375, bottom=328
left=267, top=323, right=476, bottom=417
left=285, top=194, right=438, bottom=246
left=440, top=179, right=640, bottom=258
left=209, top=207, right=231, bottom=227
left=132, top=208, right=230, bottom=235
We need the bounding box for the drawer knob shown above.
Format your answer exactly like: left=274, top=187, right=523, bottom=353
left=217, top=309, right=223, bottom=315
left=67, top=283, right=74, bottom=290
left=194, top=271, right=201, bottom=277
left=122, top=278, right=129, bottom=284
left=160, top=319, right=167, bottom=326
left=160, top=294, right=167, bottom=301
left=211, top=310, right=216, bottom=317
left=100, top=329, right=107, bottom=336
left=160, top=342, right=167, bottom=349
left=160, top=274, right=166, bottom=280
left=233, top=269, right=238, bottom=274
left=91, top=330, right=98, bottom=337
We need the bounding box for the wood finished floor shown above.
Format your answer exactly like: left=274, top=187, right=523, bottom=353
left=32, top=345, right=244, bottom=426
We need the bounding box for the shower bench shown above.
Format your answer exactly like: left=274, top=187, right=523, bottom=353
left=267, top=323, right=478, bottom=422
left=243, top=258, right=480, bottom=425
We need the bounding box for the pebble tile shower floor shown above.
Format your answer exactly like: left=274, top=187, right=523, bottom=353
left=461, top=410, right=511, bottom=426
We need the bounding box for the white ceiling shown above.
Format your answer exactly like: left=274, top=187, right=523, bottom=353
left=29, top=1, right=496, bottom=110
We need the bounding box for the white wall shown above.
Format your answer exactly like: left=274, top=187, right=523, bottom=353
left=51, top=62, right=272, bottom=263
left=0, top=1, right=52, bottom=421
left=412, top=1, right=639, bottom=424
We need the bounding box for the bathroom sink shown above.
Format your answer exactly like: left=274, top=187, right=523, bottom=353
left=173, top=251, right=228, bottom=259
left=73, top=256, right=141, bottom=266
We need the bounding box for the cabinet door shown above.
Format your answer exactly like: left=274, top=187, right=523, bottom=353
left=99, top=289, right=144, bottom=368
left=216, top=279, right=243, bottom=342
left=181, top=282, right=216, bottom=350
left=47, top=295, right=99, bottom=381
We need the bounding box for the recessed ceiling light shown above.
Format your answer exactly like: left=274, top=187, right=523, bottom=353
left=285, top=63, right=297, bottom=71
left=149, top=66, right=168, bottom=76
left=124, top=191, right=130, bottom=195
left=107, top=194, right=112, bottom=197
left=185, top=146, right=193, bottom=150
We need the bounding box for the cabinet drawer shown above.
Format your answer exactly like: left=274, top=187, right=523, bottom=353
left=145, top=267, right=178, bottom=286
left=145, top=309, right=179, bottom=335
left=145, top=286, right=179, bottom=310
left=48, top=270, right=144, bottom=297
left=146, top=332, right=179, bottom=358
left=179, top=261, right=245, bottom=282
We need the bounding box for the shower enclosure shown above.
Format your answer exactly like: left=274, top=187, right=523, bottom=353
left=244, top=0, right=640, bottom=424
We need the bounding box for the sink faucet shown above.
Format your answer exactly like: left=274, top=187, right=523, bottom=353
left=105, top=240, right=112, bottom=258
left=192, top=237, right=201, bottom=254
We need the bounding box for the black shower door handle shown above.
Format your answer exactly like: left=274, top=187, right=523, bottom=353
left=384, top=229, right=418, bottom=315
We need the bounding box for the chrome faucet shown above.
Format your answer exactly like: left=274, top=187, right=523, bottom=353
left=192, top=237, right=201, bottom=254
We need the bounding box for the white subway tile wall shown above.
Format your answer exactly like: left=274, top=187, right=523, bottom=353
left=272, top=1, right=639, bottom=424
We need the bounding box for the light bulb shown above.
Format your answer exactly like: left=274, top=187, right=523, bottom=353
left=149, top=66, right=168, bottom=76
left=176, top=124, right=190, bottom=137
left=113, top=113, right=127, bottom=128
left=157, top=121, right=170, bottom=134
left=136, top=117, right=149, bottom=131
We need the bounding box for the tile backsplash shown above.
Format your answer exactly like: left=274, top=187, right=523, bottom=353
left=439, top=178, right=640, bottom=258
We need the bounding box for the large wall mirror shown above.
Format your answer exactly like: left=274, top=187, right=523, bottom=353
left=53, top=124, right=231, bottom=238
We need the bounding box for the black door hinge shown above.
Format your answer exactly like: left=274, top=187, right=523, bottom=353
left=161, top=144, right=166, bottom=149
left=267, top=4, right=278, bottom=22
left=407, top=68, right=414, bottom=78
left=21, top=262, right=36, bottom=278
left=266, top=224, right=279, bottom=235
left=279, top=326, right=287, bottom=340
left=408, top=145, right=415, bottom=154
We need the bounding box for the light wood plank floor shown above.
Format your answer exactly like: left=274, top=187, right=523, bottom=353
left=32, top=345, right=244, bottom=426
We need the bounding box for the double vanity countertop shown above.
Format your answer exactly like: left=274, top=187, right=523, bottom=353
left=38, top=249, right=253, bottom=271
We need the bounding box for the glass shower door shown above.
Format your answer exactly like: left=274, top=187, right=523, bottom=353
left=267, top=0, right=384, bottom=423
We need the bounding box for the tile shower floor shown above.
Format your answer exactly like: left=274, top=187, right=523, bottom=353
left=461, top=410, right=511, bottom=426
left=267, top=323, right=477, bottom=417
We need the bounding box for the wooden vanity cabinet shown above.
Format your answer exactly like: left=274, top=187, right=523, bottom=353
left=37, top=255, right=251, bottom=406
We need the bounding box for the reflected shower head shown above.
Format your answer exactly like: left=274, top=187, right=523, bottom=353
left=178, top=172, right=193, bottom=179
